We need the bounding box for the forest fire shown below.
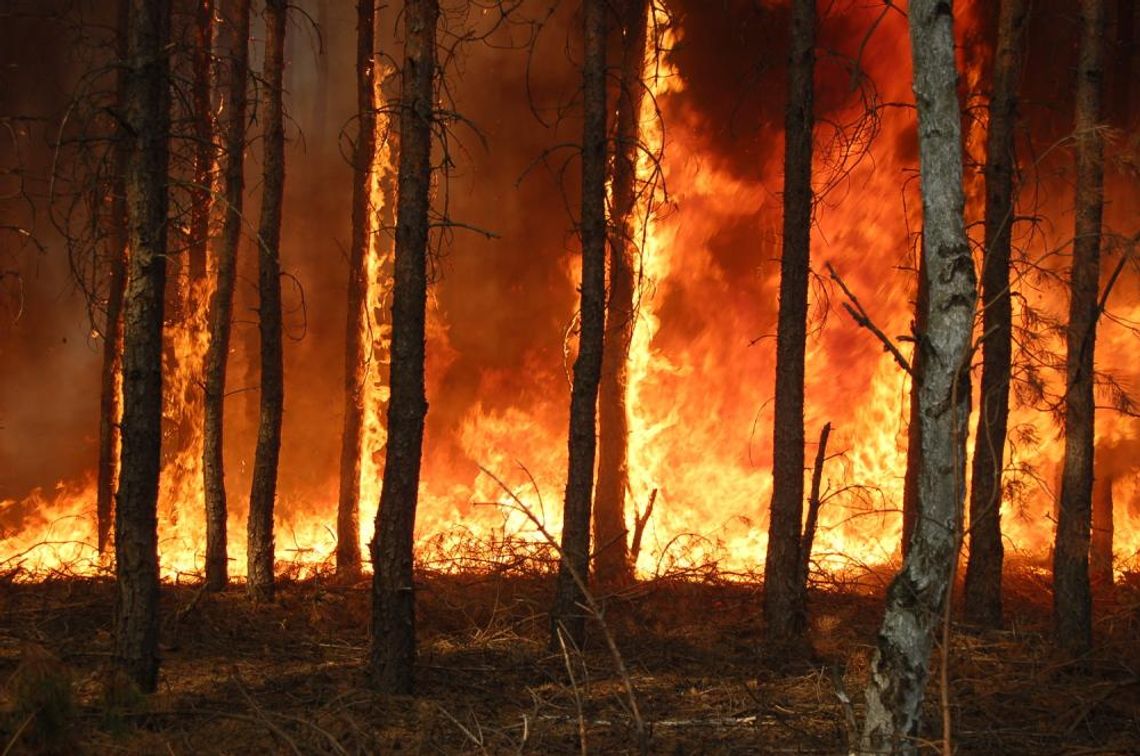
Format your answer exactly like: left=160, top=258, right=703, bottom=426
left=1, top=0, right=1139, bottom=750
left=4, top=0, right=1136, bottom=586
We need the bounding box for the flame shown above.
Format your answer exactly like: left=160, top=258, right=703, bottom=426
left=3, top=2, right=1139, bottom=585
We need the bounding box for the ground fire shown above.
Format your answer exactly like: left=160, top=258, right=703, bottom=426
left=1, top=0, right=1138, bottom=752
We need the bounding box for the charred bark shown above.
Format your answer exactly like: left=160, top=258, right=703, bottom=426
left=551, top=0, right=608, bottom=650
left=764, top=0, right=816, bottom=643
left=97, top=0, right=131, bottom=555
left=1053, top=0, right=1106, bottom=656
left=114, top=0, right=170, bottom=694
left=860, top=0, right=976, bottom=750
left=202, top=0, right=250, bottom=592
left=247, top=0, right=287, bottom=603
left=594, top=0, right=650, bottom=587
left=964, top=0, right=1029, bottom=630
left=368, top=0, right=437, bottom=694
left=336, top=0, right=377, bottom=580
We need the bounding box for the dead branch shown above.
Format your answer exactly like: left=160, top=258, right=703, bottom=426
left=826, top=261, right=912, bottom=374
left=799, top=422, right=832, bottom=590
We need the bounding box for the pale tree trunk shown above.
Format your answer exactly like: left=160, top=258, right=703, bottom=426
left=114, top=0, right=170, bottom=694
left=964, top=0, right=1029, bottom=629
left=594, top=0, right=649, bottom=587
left=368, top=0, right=437, bottom=694
left=551, top=0, right=607, bottom=650
left=860, top=0, right=976, bottom=750
left=764, top=0, right=816, bottom=643
left=248, top=0, right=287, bottom=602
left=97, top=0, right=130, bottom=555
left=1053, top=0, right=1106, bottom=656
left=202, top=0, right=250, bottom=592
left=337, top=0, right=377, bottom=579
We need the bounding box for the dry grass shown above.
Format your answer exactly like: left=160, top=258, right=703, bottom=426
left=0, top=561, right=1137, bottom=754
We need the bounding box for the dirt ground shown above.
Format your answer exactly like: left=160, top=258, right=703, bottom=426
left=1, top=561, right=1138, bottom=754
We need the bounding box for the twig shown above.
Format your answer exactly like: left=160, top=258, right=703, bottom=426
left=556, top=626, right=588, bottom=756
left=826, top=261, right=912, bottom=374
left=233, top=676, right=304, bottom=756
left=629, top=488, right=657, bottom=569
left=481, top=464, right=649, bottom=755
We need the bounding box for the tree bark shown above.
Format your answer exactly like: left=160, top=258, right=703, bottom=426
left=550, top=0, right=607, bottom=651
left=1090, top=468, right=1114, bottom=587
left=764, top=0, right=816, bottom=643
left=964, top=0, right=1029, bottom=630
left=1053, top=0, right=1106, bottom=656
left=860, top=0, right=976, bottom=750
left=202, top=0, right=250, bottom=592
left=97, top=0, right=131, bottom=556
left=901, top=255, right=927, bottom=560
left=189, top=0, right=213, bottom=289
left=114, top=0, right=170, bottom=694
left=1113, top=0, right=1134, bottom=126
left=337, top=0, right=377, bottom=580
left=247, top=0, right=286, bottom=603
left=368, top=0, right=437, bottom=694
left=594, top=0, right=649, bottom=588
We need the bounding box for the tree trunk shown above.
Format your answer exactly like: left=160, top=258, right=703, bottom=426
left=337, top=0, right=377, bottom=580
left=368, top=0, right=437, bottom=694
left=964, top=0, right=1029, bottom=630
left=860, top=0, right=976, bottom=750
left=1114, top=0, right=1134, bottom=126
left=901, top=254, right=927, bottom=560
left=189, top=0, right=213, bottom=289
left=550, top=0, right=607, bottom=651
left=1053, top=0, right=1105, bottom=658
left=1090, top=468, right=1114, bottom=587
left=594, top=0, right=649, bottom=588
left=764, top=0, right=816, bottom=643
left=97, top=0, right=131, bottom=556
left=248, top=0, right=287, bottom=603
left=114, top=0, right=170, bottom=694
left=202, top=0, right=250, bottom=592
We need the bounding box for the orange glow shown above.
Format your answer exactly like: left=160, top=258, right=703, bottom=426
left=3, top=1, right=1138, bottom=586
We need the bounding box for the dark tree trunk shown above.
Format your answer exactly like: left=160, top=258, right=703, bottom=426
left=368, top=0, right=437, bottom=694
left=1053, top=0, right=1106, bottom=656
left=97, top=0, right=131, bottom=555
left=860, top=0, right=976, bottom=750
left=1090, top=468, right=1114, bottom=587
left=594, top=0, right=649, bottom=587
left=247, top=0, right=286, bottom=602
left=114, top=0, right=170, bottom=694
left=964, top=0, right=1029, bottom=630
left=550, top=0, right=607, bottom=650
left=189, top=0, right=213, bottom=289
left=764, top=0, right=816, bottom=643
left=901, top=255, right=927, bottom=560
left=337, top=0, right=377, bottom=580
left=202, top=0, right=250, bottom=592
left=1114, top=0, right=1134, bottom=125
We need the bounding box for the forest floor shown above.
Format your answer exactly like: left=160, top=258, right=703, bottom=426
left=1, top=560, right=1139, bottom=754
